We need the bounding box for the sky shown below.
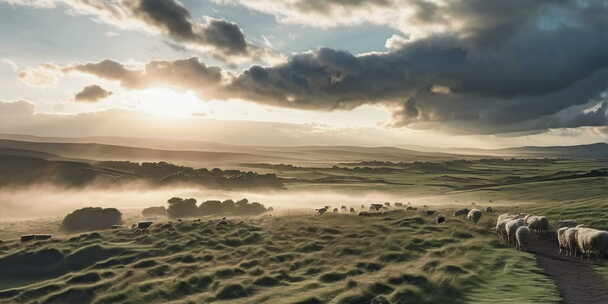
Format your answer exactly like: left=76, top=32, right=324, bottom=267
left=1, top=0, right=607, bottom=148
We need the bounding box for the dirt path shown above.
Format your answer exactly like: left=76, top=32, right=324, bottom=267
left=527, top=233, right=608, bottom=304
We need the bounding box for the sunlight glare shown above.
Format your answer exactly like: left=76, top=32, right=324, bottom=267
left=135, top=88, right=204, bottom=117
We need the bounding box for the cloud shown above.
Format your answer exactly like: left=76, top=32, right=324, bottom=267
left=216, top=0, right=571, bottom=44
left=17, top=64, right=59, bottom=87
left=63, top=57, right=229, bottom=98
left=21, top=0, right=608, bottom=135
left=3, top=0, right=282, bottom=64
left=74, top=85, right=113, bottom=102
left=1, top=58, right=18, bottom=71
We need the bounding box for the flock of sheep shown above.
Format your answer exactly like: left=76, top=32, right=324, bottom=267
left=557, top=224, right=608, bottom=259
left=314, top=202, right=412, bottom=216
left=314, top=203, right=608, bottom=260
left=496, top=213, right=608, bottom=259
left=495, top=213, right=549, bottom=251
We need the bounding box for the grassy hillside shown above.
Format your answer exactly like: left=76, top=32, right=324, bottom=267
left=0, top=209, right=561, bottom=304
left=1, top=153, right=607, bottom=303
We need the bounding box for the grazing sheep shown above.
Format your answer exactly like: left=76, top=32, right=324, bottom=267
left=395, top=203, right=403, bottom=207
left=333, top=208, right=339, bottom=213
left=564, top=227, right=580, bottom=256
left=557, top=220, right=577, bottom=228
left=496, top=220, right=508, bottom=242
left=505, top=218, right=526, bottom=247
left=435, top=215, right=446, bottom=224
left=557, top=227, right=569, bottom=255
left=316, top=207, right=329, bottom=215
left=370, top=204, right=384, bottom=212
left=350, top=208, right=356, bottom=213
left=526, top=215, right=549, bottom=234
left=576, top=228, right=608, bottom=259
left=467, top=209, right=482, bottom=224
left=453, top=208, right=470, bottom=217
left=384, top=202, right=391, bottom=207
left=516, top=226, right=531, bottom=251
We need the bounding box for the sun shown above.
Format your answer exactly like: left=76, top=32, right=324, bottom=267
left=135, top=88, right=203, bottom=117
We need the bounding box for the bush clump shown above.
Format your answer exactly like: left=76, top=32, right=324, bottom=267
left=167, top=197, right=198, bottom=218
left=61, top=207, right=122, bottom=232
left=142, top=206, right=166, bottom=217
left=165, top=197, right=268, bottom=218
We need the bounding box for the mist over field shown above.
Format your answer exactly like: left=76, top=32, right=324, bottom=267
left=0, top=184, right=427, bottom=219
left=3, top=0, right=608, bottom=303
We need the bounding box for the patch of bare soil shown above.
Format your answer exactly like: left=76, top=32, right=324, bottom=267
left=528, top=233, right=608, bottom=304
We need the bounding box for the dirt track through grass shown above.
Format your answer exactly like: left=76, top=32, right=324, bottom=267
left=529, top=233, right=608, bottom=304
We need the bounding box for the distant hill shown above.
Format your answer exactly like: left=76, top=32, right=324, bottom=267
left=0, top=135, right=475, bottom=165
left=0, top=139, right=290, bottom=167
left=496, top=143, right=608, bottom=159
left=450, top=143, right=608, bottom=159
left=1, top=133, right=606, bottom=162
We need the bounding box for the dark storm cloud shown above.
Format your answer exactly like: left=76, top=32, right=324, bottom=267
left=74, top=85, right=113, bottom=102
left=52, top=0, right=608, bottom=134
left=5, top=0, right=280, bottom=63
left=128, top=0, right=248, bottom=57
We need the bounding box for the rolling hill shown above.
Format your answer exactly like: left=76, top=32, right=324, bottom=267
left=0, top=135, right=474, bottom=165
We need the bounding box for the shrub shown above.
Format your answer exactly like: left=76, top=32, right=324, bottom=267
left=61, top=207, right=122, bottom=232
left=167, top=197, right=198, bottom=218
left=220, top=200, right=235, bottom=214
left=142, top=206, right=166, bottom=217
left=233, top=200, right=267, bottom=216
left=167, top=197, right=268, bottom=217
left=199, top=200, right=223, bottom=215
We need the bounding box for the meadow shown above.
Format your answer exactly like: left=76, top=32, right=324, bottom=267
left=0, top=158, right=607, bottom=303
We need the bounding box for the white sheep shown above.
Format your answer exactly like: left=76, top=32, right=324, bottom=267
left=515, top=226, right=531, bottom=251
left=557, top=227, right=569, bottom=255
left=564, top=227, right=580, bottom=256
left=576, top=228, right=608, bottom=259
left=495, top=213, right=520, bottom=242
left=525, top=215, right=549, bottom=234
left=506, top=218, right=525, bottom=247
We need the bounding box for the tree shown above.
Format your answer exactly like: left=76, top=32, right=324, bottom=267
left=167, top=197, right=198, bottom=218
left=61, top=207, right=122, bottom=232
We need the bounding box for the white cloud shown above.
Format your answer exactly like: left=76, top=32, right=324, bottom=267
left=1, top=58, right=18, bottom=72
left=18, top=64, right=60, bottom=87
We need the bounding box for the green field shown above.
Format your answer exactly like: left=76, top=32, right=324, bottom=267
left=1, top=158, right=607, bottom=303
